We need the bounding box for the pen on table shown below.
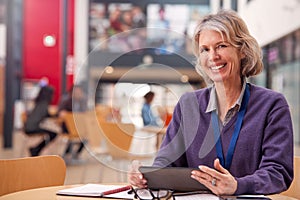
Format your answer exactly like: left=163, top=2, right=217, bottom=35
left=102, top=185, right=132, bottom=196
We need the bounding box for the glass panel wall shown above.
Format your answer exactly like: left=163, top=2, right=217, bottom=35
left=252, top=28, right=300, bottom=144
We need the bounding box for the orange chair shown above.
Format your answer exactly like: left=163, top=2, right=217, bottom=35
left=62, top=112, right=87, bottom=140
left=86, top=118, right=155, bottom=182
left=281, top=156, right=300, bottom=199
left=60, top=112, right=88, bottom=161
left=0, top=155, right=66, bottom=196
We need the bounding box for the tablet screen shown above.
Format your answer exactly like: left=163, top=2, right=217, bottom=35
left=139, top=166, right=209, bottom=192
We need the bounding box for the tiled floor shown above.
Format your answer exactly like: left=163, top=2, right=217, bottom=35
left=0, top=130, right=299, bottom=186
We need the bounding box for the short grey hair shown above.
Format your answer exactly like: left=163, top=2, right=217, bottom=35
left=192, top=9, right=263, bottom=85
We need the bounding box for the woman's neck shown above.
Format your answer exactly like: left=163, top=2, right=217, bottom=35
left=215, top=78, right=242, bottom=121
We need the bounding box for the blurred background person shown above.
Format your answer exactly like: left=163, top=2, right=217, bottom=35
left=58, top=85, right=87, bottom=161
left=132, top=6, right=146, bottom=28
left=141, top=91, right=162, bottom=127
left=24, top=85, right=59, bottom=156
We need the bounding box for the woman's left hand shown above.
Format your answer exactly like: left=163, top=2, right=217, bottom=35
left=191, top=158, right=237, bottom=196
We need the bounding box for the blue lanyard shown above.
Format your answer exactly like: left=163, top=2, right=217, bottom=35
left=211, top=84, right=250, bottom=170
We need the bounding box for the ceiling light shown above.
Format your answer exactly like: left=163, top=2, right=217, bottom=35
left=43, top=35, right=56, bottom=47
left=105, top=66, right=114, bottom=74
left=180, top=75, right=189, bottom=83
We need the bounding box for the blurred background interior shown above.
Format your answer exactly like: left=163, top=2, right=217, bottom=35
left=0, top=0, right=300, bottom=184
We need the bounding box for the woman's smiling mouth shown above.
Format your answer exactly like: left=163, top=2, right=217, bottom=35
left=211, top=64, right=225, bottom=71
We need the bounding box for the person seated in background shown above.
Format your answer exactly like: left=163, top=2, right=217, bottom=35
left=58, top=85, right=87, bottom=160
left=129, top=9, right=293, bottom=196
left=24, top=85, right=59, bottom=156
left=141, top=91, right=162, bottom=127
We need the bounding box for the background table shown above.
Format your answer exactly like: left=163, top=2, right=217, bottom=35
left=140, top=126, right=167, bottom=150
left=0, top=185, right=297, bottom=200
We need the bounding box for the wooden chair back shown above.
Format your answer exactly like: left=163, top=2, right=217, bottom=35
left=62, top=112, right=87, bottom=139
left=84, top=111, right=105, bottom=150
left=281, top=156, right=300, bottom=199
left=85, top=114, right=154, bottom=168
left=95, top=104, right=113, bottom=121
left=98, top=121, right=135, bottom=159
left=0, top=155, right=66, bottom=196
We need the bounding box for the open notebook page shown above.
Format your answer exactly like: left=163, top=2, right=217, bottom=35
left=56, top=184, right=134, bottom=199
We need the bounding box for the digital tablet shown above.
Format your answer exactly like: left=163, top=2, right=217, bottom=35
left=139, top=166, right=209, bottom=192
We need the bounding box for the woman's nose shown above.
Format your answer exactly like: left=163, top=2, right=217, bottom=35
left=208, top=48, right=220, bottom=61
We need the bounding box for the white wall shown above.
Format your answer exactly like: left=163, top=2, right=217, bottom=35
left=239, top=0, right=300, bottom=46
left=74, top=0, right=89, bottom=84
left=210, top=0, right=220, bottom=13
left=0, top=24, right=6, bottom=62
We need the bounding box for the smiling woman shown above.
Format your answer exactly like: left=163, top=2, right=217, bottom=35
left=128, top=9, right=294, bottom=197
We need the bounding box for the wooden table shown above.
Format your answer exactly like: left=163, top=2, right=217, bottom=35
left=0, top=185, right=131, bottom=200
left=0, top=185, right=297, bottom=200
left=267, top=194, right=298, bottom=200
left=0, top=185, right=77, bottom=200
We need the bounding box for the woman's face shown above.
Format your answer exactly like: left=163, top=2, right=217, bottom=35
left=198, top=29, right=243, bottom=84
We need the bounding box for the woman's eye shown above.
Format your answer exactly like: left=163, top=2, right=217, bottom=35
left=217, top=44, right=228, bottom=49
left=200, top=48, right=209, bottom=53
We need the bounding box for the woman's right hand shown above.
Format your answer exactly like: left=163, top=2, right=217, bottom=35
left=128, top=160, right=147, bottom=188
